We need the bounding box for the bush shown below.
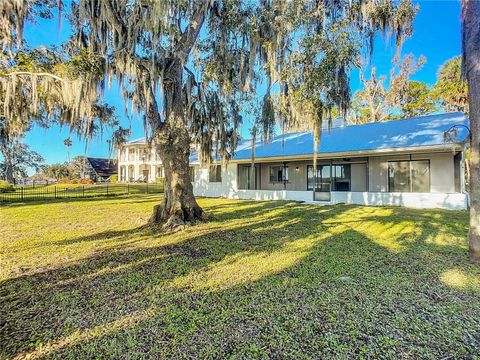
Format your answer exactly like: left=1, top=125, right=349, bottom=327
left=0, top=180, right=15, bottom=193
left=109, top=174, right=118, bottom=183
left=155, top=177, right=164, bottom=185
left=57, top=178, right=94, bottom=185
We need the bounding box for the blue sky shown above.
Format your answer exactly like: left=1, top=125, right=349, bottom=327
left=22, top=0, right=462, bottom=167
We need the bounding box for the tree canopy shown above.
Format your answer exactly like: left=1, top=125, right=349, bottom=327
left=434, top=56, right=469, bottom=113
left=1, top=0, right=418, bottom=228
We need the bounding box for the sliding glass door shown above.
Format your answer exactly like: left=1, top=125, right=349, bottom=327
left=307, top=164, right=351, bottom=192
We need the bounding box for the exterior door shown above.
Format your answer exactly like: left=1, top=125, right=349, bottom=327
left=143, top=170, right=149, bottom=182
left=308, top=165, right=331, bottom=201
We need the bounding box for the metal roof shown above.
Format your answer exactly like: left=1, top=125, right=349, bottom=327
left=126, top=137, right=147, bottom=145
left=190, top=112, right=469, bottom=163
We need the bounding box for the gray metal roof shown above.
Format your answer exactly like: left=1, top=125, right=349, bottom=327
left=190, top=112, right=469, bottom=162
left=126, top=137, right=147, bottom=145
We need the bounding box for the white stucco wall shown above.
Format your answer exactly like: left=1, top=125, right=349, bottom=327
left=330, top=191, right=468, bottom=210
left=191, top=154, right=468, bottom=211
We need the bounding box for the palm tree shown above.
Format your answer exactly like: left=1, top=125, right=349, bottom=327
left=63, top=138, right=72, bottom=163
left=461, top=0, right=480, bottom=262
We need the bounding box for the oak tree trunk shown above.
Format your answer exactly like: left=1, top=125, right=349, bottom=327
left=149, top=131, right=204, bottom=231
left=146, top=65, right=204, bottom=231
left=463, top=0, right=480, bottom=262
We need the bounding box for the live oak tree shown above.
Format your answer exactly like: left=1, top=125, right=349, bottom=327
left=461, top=0, right=480, bottom=262
left=0, top=120, right=45, bottom=183
left=2, top=0, right=417, bottom=231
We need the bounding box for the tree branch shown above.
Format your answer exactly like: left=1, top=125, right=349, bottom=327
left=174, top=3, right=211, bottom=64
left=0, top=71, right=65, bottom=82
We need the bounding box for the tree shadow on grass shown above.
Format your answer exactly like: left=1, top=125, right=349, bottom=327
left=1, top=201, right=479, bottom=358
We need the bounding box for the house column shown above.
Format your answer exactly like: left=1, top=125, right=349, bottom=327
left=151, top=165, right=156, bottom=182
left=134, top=164, right=140, bottom=181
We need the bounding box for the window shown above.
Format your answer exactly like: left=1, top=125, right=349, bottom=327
left=156, top=166, right=164, bottom=178
left=238, top=165, right=256, bottom=189
left=332, top=165, right=351, bottom=191
left=270, top=166, right=288, bottom=183
left=128, top=149, right=135, bottom=161
left=388, top=160, right=430, bottom=192
left=209, top=166, right=222, bottom=183
left=140, top=148, right=150, bottom=162
left=307, top=164, right=351, bottom=191
left=189, top=166, right=195, bottom=182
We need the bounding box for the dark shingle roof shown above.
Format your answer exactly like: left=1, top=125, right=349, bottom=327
left=87, top=158, right=118, bottom=177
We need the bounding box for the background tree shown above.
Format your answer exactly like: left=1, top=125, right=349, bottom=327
left=397, top=80, right=436, bottom=117
left=351, top=53, right=434, bottom=123
left=461, top=0, right=480, bottom=262
left=434, top=56, right=469, bottom=113
left=42, top=163, right=70, bottom=180
left=63, top=138, right=72, bottom=163
left=351, top=67, right=389, bottom=123
left=68, top=155, right=89, bottom=179
left=387, top=54, right=436, bottom=117
left=0, top=140, right=45, bottom=183
left=2, top=0, right=417, bottom=231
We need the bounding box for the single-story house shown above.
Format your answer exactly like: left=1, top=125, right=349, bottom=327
left=190, top=112, right=470, bottom=210
left=86, top=157, right=118, bottom=182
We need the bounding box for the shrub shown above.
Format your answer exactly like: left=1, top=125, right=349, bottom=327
left=109, top=174, right=118, bottom=183
left=57, top=178, right=93, bottom=185
left=155, top=177, right=164, bottom=185
left=0, top=180, right=15, bottom=193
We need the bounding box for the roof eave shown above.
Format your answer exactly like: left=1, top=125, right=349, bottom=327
left=190, top=143, right=464, bottom=165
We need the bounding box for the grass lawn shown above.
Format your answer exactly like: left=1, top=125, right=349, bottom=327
left=1, top=196, right=479, bottom=359
left=2, top=184, right=162, bottom=202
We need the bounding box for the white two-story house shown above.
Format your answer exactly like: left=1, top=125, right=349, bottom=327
left=117, top=138, right=164, bottom=182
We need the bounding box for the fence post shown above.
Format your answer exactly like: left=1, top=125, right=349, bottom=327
left=107, top=184, right=109, bottom=196
left=146, top=183, right=148, bottom=194
left=21, top=187, right=24, bottom=201
left=83, top=185, right=85, bottom=198
left=127, top=183, right=129, bottom=194
left=54, top=186, right=57, bottom=199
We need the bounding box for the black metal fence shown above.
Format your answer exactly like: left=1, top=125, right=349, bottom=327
left=1, top=183, right=163, bottom=203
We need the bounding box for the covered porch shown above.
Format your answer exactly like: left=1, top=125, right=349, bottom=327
left=237, top=158, right=369, bottom=202
left=230, top=151, right=467, bottom=210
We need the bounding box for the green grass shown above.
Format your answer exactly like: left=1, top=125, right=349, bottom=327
left=1, top=196, right=479, bottom=359
left=2, top=184, right=162, bottom=202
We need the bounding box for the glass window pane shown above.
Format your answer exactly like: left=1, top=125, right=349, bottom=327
left=388, top=161, right=410, bottom=192
left=209, top=166, right=221, bottom=182
left=333, top=164, right=351, bottom=191
left=239, top=166, right=256, bottom=189
left=411, top=161, right=430, bottom=192
left=270, top=166, right=288, bottom=183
